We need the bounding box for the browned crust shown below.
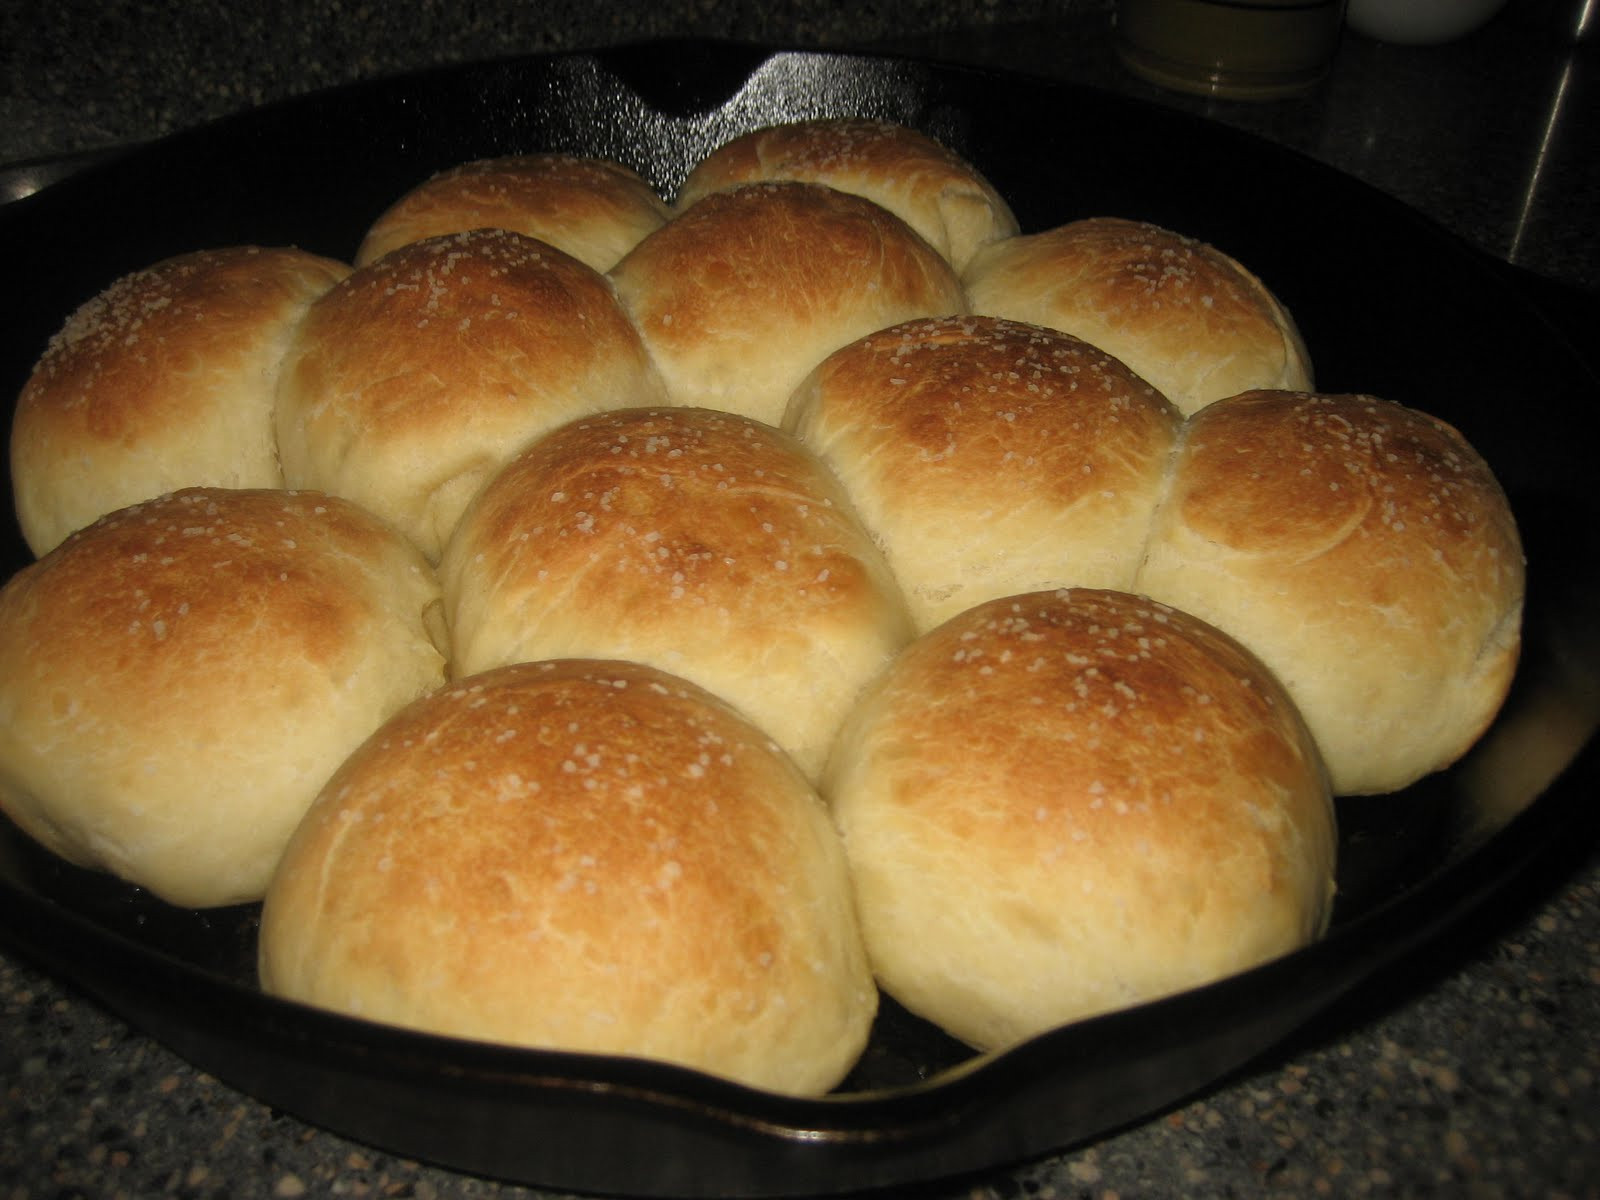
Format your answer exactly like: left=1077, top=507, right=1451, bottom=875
left=0, top=487, right=446, bottom=907
left=259, top=658, right=876, bottom=1095
left=275, top=228, right=667, bottom=560
left=12, top=246, right=350, bottom=554
left=609, top=181, right=966, bottom=425
left=441, top=406, right=912, bottom=778
left=1136, top=390, right=1525, bottom=793
left=785, top=314, right=1182, bottom=628
left=827, top=587, right=1336, bottom=1049
left=963, top=217, right=1312, bottom=414
left=675, top=118, right=1019, bottom=270
left=356, top=154, right=670, bottom=271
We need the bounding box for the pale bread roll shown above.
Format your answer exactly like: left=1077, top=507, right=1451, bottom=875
left=0, top=488, right=447, bottom=908
left=674, top=118, right=1019, bottom=271
left=11, top=246, right=349, bottom=556
left=440, top=406, right=913, bottom=780
left=1134, top=390, right=1524, bottom=795
left=826, top=588, right=1336, bottom=1051
left=608, top=181, right=966, bottom=426
left=355, top=154, right=670, bottom=271
left=963, top=217, right=1312, bottom=415
left=784, top=315, right=1182, bottom=632
left=275, top=229, right=668, bottom=561
left=258, top=658, right=878, bottom=1096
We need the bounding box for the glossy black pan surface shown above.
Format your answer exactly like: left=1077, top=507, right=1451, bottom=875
left=1, top=41, right=1597, bottom=1198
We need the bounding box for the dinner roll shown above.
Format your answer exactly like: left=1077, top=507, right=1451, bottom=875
left=1134, top=390, right=1524, bottom=795
left=784, top=315, right=1182, bottom=632
left=963, top=217, right=1312, bottom=415
left=0, top=488, right=447, bottom=908
left=675, top=118, right=1019, bottom=272
left=440, top=406, right=913, bottom=780
left=826, top=588, right=1336, bottom=1052
left=11, top=246, right=349, bottom=556
left=355, top=154, right=670, bottom=271
left=259, top=658, right=877, bottom=1096
left=275, top=228, right=667, bottom=561
left=608, top=181, right=965, bottom=426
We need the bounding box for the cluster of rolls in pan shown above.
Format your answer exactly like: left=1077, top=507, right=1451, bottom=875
left=0, top=118, right=1523, bottom=1095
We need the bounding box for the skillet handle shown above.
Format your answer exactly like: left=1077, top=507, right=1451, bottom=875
left=594, top=39, right=778, bottom=118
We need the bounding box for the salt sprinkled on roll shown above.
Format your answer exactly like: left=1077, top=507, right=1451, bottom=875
left=1134, top=389, right=1524, bottom=795
left=11, top=246, right=349, bottom=556
left=0, top=487, right=447, bottom=908
left=963, top=217, right=1312, bottom=416
left=440, top=406, right=913, bottom=780
left=784, top=314, right=1182, bottom=632
left=355, top=154, right=670, bottom=272
left=259, top=657, right=877, bottom=1096
left=675, top=118, right=1019, bottom=272
left=609, top=181, right=966, bottom=427
left=826, top=587, right=1336, bottom=1051
left=275, top=228, right=668, bottom=561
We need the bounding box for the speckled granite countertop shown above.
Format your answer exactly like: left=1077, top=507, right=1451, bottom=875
left=3, top=2, right=1599, bottom=1197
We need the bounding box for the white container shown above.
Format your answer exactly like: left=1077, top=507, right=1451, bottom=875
left=1346, top=0, right=1510, bottom=44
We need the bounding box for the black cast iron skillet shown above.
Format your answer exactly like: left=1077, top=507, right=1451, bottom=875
left=1, top=41, right=1597, bottom=1198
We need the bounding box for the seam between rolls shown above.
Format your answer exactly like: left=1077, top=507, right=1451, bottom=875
left=1130, top=414, right=1191, bottom=595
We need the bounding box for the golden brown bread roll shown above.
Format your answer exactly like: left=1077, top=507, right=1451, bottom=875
left=608, top=181, right=966, bottom=426
left=0, top=488, right=447, bottom=908
left=440, top=406, right=913, bottom=780
left=963, top=217, right=1313, bottom=415
left=275, top=228, right=668, bottom=561
left=825, top=588, right=1336, bottom=1051
left=11, top=246, right=349, bottom=556
left=674, top=118, right=1019, bottom=271
left=1134, top=390, right=1524, bottom=795
left=354, top=154, right=670, bottom=271
left=258, top=658, right=877, bottom=1096
left=784, top=314, right=1182, bottom=632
